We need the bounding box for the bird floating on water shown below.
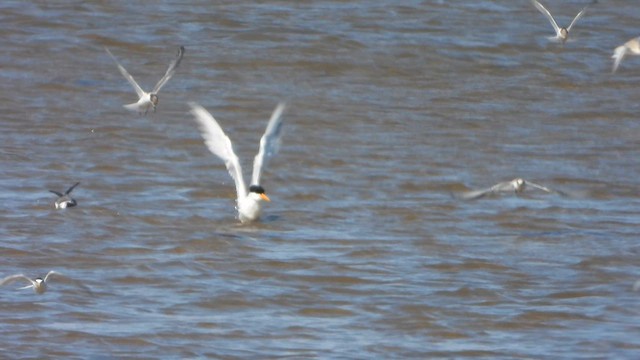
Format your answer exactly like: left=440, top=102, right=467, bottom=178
left=189, top=102, right=286, bottom=223
left=49, top=182, right=80, bottom=209
left=0, top=270, right=91, bottom=295
left=612, top=37, right=640, bottom=73
left=530, top=0, right=594, bottom=43
left=106, top=46, right=185, bottom=115
left=456, top=178, right=567, bottom=200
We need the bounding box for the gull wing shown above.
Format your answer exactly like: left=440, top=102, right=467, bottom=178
left=490, top=180, right=519, bottom=193
left=525, top=181, right=568, bottom=196
left=612, top=45, right=627, bottom=74
left=105, top=47, right=146, bottom=98
left=0, top=274, right=34, bottom=287
left=43, top=270, right=63, bottom=282
left=251, top=103, right=286, bottom=186
left=44, top=271, right=93, bottom=295
left=531, top=0, right=561, bottom=35
left=49, top=190, right=64, bottom=197
left=65, top=182, right=80, bottom=195
left=566, top=3, right=590, bottom=32
left=152, top=46, right=185, bottom=94
left=457, top=187, right=493, bottom=200
left=189, top=103, right=247, bottom=200
left=457, top=181, right=514, bottom=200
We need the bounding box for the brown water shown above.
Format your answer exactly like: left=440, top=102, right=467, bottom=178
left=1, top=1, right=640, bottom=358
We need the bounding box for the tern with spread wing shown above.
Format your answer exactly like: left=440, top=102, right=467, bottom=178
left=0, top=271, right=91, bottom=295
left=612, top=37, right=640, bottom=73
left=189, top=102, right=286, bottom=223
left=457, top=178, right=567, bottom=200
left=49, top=182, right=80, bottom=209
left=530, top=0, right=593, bottom=43
left=106, top=46, right=184, bottom=115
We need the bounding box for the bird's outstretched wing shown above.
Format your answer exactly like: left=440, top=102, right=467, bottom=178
left=612, top=45, right=627, bottom=74
left=43, top=270, right=63, bottom=282
left=189, top=103, right=247, bottom=200
left=566, top=2, right=591, bottom=32
left=105, top=47, right=145, bottom=98
left=44, top=271, right=93, bottom=295
left=456, top=181, right=514, bottom=200
left=251, top=103, right=286, bottom=186
left=457, top=188, right=493, bottom=200
left=65, top=182, right=80, bottom=195
left=152, top=46, right=185, bottom=94
left=0, top=274, right=34, bottom=287
left=531, top=0, right=560, bottom=35
left=49, top=190, right=64, bottom=197
left=525, top=181, right=568, bottom=196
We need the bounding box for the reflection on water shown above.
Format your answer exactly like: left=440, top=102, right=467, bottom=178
left=1, top=0, right=640, bottom=358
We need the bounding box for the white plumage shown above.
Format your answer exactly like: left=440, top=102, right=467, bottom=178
left=106, top=46, right=184, bottom=114
left=190, top=102, right=286, bottom=222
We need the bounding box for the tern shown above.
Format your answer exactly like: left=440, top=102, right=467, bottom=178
left=189, top=102, right=286, bottom=223
left=457, top=178, right=567, bottom=200
left=0, top=271, right=91, bottom=295
left=612, top=37, right=640, bottom=73
left=49, top=182, right=80, bottom=209
left=106, top=46, right=185, bottom=115
left=530, top=0, right=593, bottom=43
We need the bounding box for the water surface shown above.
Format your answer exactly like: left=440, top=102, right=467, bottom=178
left=1, top=1, right=639, bottom=358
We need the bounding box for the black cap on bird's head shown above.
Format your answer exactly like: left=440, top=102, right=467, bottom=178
left=249, top=185, right=270, bottom=201
left=150, top=94, right=159, bottom=106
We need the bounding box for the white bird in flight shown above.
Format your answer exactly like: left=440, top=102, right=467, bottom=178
left=612, top=37, right=640, bottom=73
left=106, top=46, right=185, bottom=115
left=530, top=0, right=593, bottom=43
left=457, top=178, right=567, bottom=200
left=0, top=271, right=91, bottom=295
left=189, top=102, right=286, bottom=223
left=49, top=182, right=80, bottom=209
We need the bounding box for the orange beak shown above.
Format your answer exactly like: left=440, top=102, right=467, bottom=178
left=260, top=193, right=271, bottom=202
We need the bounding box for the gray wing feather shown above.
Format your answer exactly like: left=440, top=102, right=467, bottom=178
left=531, top=0, right=560, bottom=35
left=65, top=182, right=80, bottom=195
left=457, top=188, right=493, bottom=200
left=457, top=181, right=514, bottom=200
left=526, top=181, right=568, bottom=196
left=567, top=5, right=589, bottom=32
left=189, top=102, right=247, bottom=201
left=152, top=46, right=185, bottom=93
left=251, top=103, right=286, bottom=186
left=0, top=274, right=33, bottom=287
left=105, top=47, right=146, bottom=98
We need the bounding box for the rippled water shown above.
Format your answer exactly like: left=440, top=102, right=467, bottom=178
left=1, top=1, right=640, bottom=358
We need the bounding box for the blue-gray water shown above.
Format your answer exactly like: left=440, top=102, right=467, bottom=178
left=1, top=1, right=639, bottom=358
